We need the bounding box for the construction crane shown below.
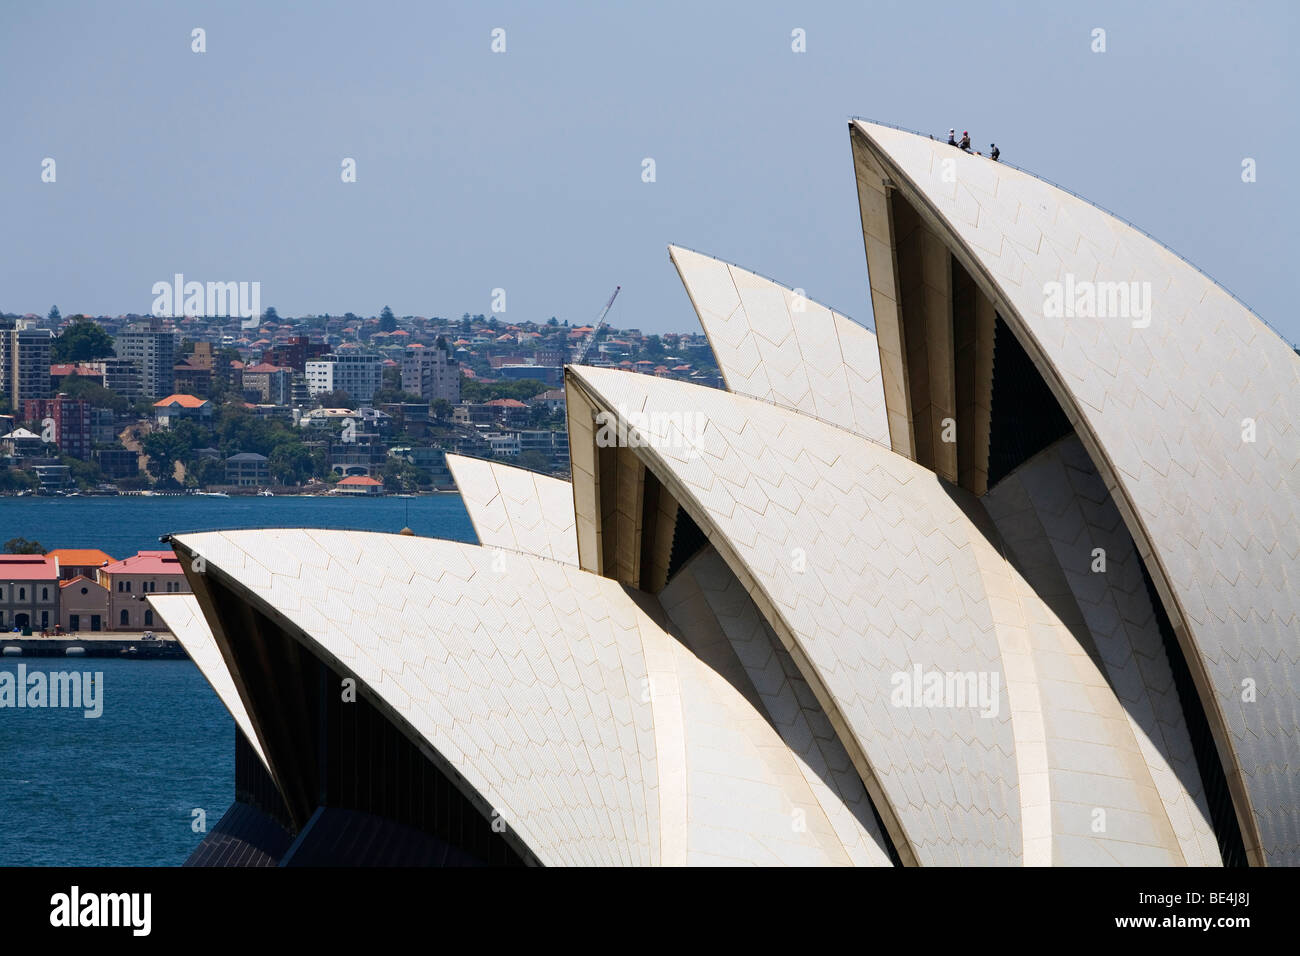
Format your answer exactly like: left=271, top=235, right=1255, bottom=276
left=573, top=285, right=620, bottom=365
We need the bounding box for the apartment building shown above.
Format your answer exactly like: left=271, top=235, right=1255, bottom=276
left=305, top=352, right=382, bottom=404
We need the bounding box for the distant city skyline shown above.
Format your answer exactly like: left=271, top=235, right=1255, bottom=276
left=1, top=1, right=1295, bottom=343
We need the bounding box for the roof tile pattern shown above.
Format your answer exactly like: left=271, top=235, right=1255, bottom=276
left=669, top=246, right=890, bottom=444
left=984, top=437, right=1221, bottom=866
left=663, top=547, right=894, bottom=865
left=171, top=529, right=888, bottom=866
left=854, top=121, right=1300, bottom=863
left=569, top=366, right=1022, bottom=865
left=447, top=455, right=579, bottom=566
left=175, top=528, right=661, bottom=867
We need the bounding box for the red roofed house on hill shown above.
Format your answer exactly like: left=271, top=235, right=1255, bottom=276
left=153, top=394, right=213, bottom=429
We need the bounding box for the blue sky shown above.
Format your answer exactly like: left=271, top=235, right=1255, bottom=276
left=2, top=1, right=1295, bottom=342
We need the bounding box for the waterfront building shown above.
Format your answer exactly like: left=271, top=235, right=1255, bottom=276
left=332, top=474, right=383, bottom=495
left=102, top=550, right=190, bottom=631
left=31, top=463, right=72, bottom=493
left=92, top=447, right=139, bottom=479
left=0, top=554, right=60, bottom=632
left=154, top=120, right=1297, bottom=867
left=59, top=574, right=109, bottom=633
left=387, top=446, right=451, bottom=486
left=225, top=452, right=270, bottom=487
left=46, top=548, right=114, bottom=581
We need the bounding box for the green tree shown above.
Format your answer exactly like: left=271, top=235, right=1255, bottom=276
left=190, top=456, right=225, bottom=488
left=57, top=375, right=129, bottom=413
left=48, top=306, right=61, bottom=323
left=460, top=377, right=547, bottom=402
left=262, top=306, right=280, bottom=324
left=4, top=536, right=44, bottom=554
left=142, top=429, right=189, bottom=480
left=62, top=455, right=104, bottom=489
left=379, top=306, right=397, bottom=333
left=515, top=450, right=550, bottom=474
left=269, top=442, right=313, bottom=485
left=315, top=390, right=354, bottom=408
left=51, top=317, right=115, bottom=363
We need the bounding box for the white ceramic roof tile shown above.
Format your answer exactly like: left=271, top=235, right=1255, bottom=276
left=172, top=528, right=889, bottom=867
left=855, top=121, right=1300, bottom=864
left=569, top=366, right=1021, bottom=866
left=663, top=546, right=895, bottom=866
left=176, top=529, right=656, bottom=867
left=670, top=245, right=890, bottom=445
left=147, top=593, right=269, bottom=770
left=446, top=454, right=579, bottom=566
left=984, top=437, right=1222, bottom=866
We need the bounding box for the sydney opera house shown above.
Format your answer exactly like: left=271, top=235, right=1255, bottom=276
left=152, top=120, right=1298, bottom=867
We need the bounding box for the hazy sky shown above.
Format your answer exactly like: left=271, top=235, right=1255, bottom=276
left=2, top=1, right=1295, bottom=342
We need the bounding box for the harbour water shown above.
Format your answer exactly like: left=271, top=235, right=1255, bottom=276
left=0, top=494, right=476, bottom=865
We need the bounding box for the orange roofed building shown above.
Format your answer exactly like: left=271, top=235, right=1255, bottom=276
left=46, top=548, right=115, bottom=581
left=153, top=393, right=212, bottom=429
left=332, top=475, right=384, bottom=496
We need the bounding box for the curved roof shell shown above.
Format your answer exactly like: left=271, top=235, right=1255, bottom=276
left=169, top=529, right=890, bottom=866
left=446, top=454, right=579, bottom=565
left=669, top=244, right=890, bottom=445
left=851, top=120, right=1300, bottom=864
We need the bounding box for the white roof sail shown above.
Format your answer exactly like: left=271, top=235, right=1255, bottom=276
left=669, top=245, right=890, bottom=445
left=853, top=120, right=1300, bottom=865
left=446, top=454, right=578, bottom=566
left=147, top=593, right=269, bottom=771
left=171, top=529, right=890, bottom=867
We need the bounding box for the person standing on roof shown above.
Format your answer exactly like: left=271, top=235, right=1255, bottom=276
left=958, top=131, right=972, bottom=152
left=990, top=143, right=1000, bottom=161
left=947, top=128, right=958, bottom=147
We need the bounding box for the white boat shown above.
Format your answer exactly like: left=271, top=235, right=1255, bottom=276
left=198, top=491, right=230, bottom=498
left=259, top=488, right=274, bottom=497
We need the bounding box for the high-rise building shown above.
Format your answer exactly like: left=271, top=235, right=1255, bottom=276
left=22, top=393, right=93, bottom=459
left=0, top=320, right=53, bottom=407
left=115, top=324, right=177, bottom=399
left=305, top=352, right=382, bottom=404
left=87, top=358, right=143, bottom=401
left=400, top=344, right=460, bottom=403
